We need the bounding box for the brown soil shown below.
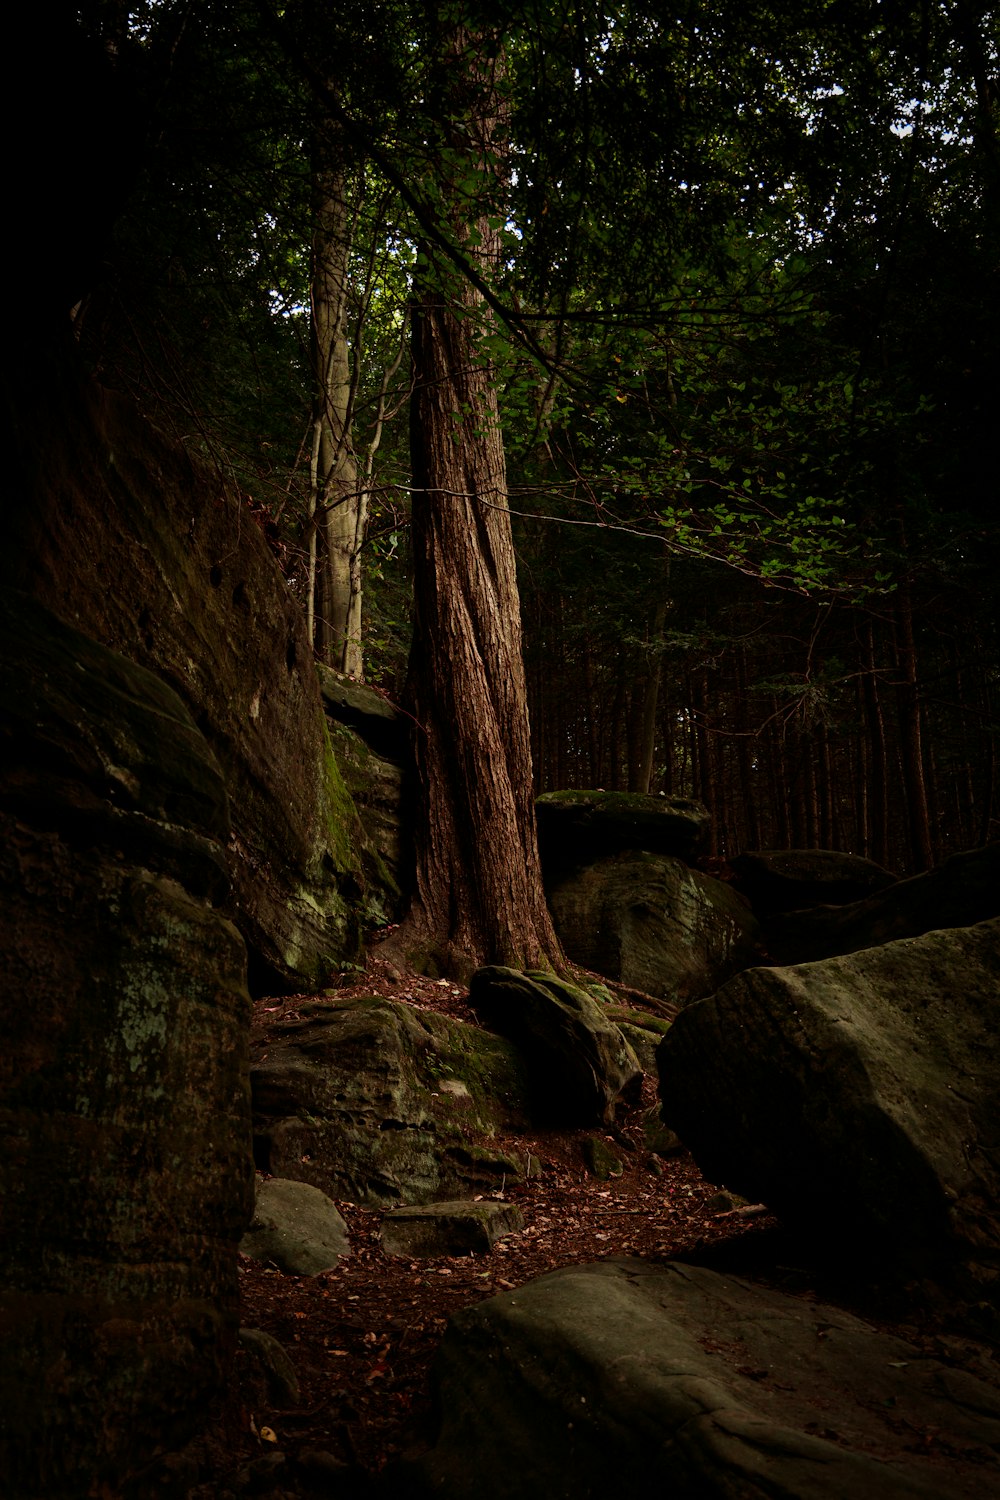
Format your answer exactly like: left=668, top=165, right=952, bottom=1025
left=182, top=957, right=995, bottom=1499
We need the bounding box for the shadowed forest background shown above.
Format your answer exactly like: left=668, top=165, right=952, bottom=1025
left=2, top=5, right=1000, bottom=1496
left=69, top=0, right=998, bottom=878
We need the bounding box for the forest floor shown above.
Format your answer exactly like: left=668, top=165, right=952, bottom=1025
left=186, top=959, right=996, bottom=1499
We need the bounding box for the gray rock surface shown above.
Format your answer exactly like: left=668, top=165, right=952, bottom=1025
left=0, top=592, right=253, bottom=1495
left=241, top=1176, right=351, bottom=1276
left=469, top=967, right=643, bottom=1125
left=536, top=790, right=710, bottom=874
left=764, top=844, right=1000, bottom=965
left=393, top=1259, right=1000, bottom=1499
left=548, top=851, right=761, bottom=1004
left=380, top=1200, right=524, bottom=1257
left=658, top=919, right=1000, bottom=1295
left=251, top=996, right=532, bottom=1207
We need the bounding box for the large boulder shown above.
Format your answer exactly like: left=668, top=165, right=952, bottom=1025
left=0, top=592, right=253, bottom=1496
left=393, top=1259, right=1000, bottom=1499
left=469, top=967, right=643, bottom=1124
left=536, top=790, right=710, bottom=878
left=251, top=996, right=532, bottom=1207
left=729, top=847, right=896, bottom=917
left=4, top=361, right=367, bottom=990
left=548, top=851, right=762, bottom=1004
left=764, top=844, right=1000, bottom=965
left=658, top=919, right=1000, bottom=1300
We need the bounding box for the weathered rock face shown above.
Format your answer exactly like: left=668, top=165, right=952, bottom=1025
left=658, top=919, right=1000, bottom=1298
left=4, top=362, right=366, bottom=990
left=251, top=996, right=532, bottom=1207
left=469, top=967, right=643, bottom=1125
left=0, top=591, right=253, bottom=1496
left=548, top=851, right=762, bottom=1004
left=730, top=847, right=896, bottom=916
left=536, top=790, right=710, bottom=878
left=764, top=844, right=1000, bottom=965
left=393, top=1259, right=1000, bottom=1499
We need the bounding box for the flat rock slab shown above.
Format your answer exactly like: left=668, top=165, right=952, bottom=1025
left=380, top=1200, right=524, bottom=1258
left=394, top=1259, right=1000, bottom=1499
left=241, top=1176, right=350, bottom=1275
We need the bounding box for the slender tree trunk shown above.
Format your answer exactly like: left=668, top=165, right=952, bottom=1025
left=608, top=671, right=625, bottom=790
left=400, top=17, right=561, bottom=975
left=861, top=618, right=890, bottom=867
left=735, top=644, right=760, bottom=849
left=894, top=588, right=934, bottom=869
left=768, top=706, right=791, bottom=848
left=636, top=595, right=668, bottom=794
left=582, top=636, right=600, bottom=785
left=311, top=122, right=363, bottom=675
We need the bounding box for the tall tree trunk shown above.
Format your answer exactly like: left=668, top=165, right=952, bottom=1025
left=311, top=121, right=363, bottom=676
left=400, top=16, right=561, bottom=975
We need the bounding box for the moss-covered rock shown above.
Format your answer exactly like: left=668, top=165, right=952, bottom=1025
left=469, top=967, right=643, bottom=1125
left=582, top=1136, right=624, bottom=1179
left=251, top=997, right=533, bottom=1207
left=548, top=851, right=762, bottom=1005
left=605, top=1006, right=672, bottom=1074
left=763, top=844, right=1000, bottom=965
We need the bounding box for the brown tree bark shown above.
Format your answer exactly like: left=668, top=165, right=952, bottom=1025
left=398, top=17, right=561, bottom=976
